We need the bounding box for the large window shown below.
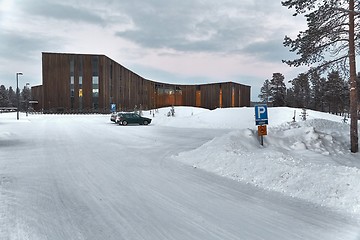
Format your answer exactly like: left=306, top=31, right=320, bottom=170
left=79, top=57, right=83, bottom=110
left=70, top=77, right=74, bottom=97
left=92, top=76, right=99, bottom=97
left=92, top=56, right=99, bottom=76
left=109, top=64, right=113, bottom=105
left=70, top=58, right=75, bottom=109
left=92, top=56, right=99, bottom=110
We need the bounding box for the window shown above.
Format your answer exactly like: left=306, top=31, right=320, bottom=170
left=92, top=89, right=99, bottom=97
left=79, top=76, right=83, bottom=88
left=70, top=58, right=75, bottom=109
left=92, top=56, right=99, bottom=76
left=92, top=76, right=99, bottom=97
left=92, top=57, right=99, bottom=110
left=176, top=86, right=182, bottom=94
left=70, top=76, right=75, bottom=97
left=78, top=76, right=83, bottom=109
left=70, top=58, right=74, bottom=76
left=79, top=57, right=83, bottom=111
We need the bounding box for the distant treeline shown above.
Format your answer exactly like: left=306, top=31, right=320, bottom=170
left=258, top=70, right=360, bottom=115
left=0, top=85, right=32, bottom=111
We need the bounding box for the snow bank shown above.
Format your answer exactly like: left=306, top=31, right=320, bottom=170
left=3, top=107, right=360, bottom=216
left=158, top=106, right=360, bottom=216
left=151, top=106, right=255, bottom=129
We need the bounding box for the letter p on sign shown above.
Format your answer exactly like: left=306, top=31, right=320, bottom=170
left=257, top=106, right=266, bottom=118
left=255, top=105, right=268, bottom=125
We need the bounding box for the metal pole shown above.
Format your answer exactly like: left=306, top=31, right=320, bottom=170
left=16, top=73, right=19, bottom=120
left=16, top=72, right=23, bottom=120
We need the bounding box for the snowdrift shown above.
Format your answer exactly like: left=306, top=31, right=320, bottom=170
left=152, top=106, right=360, bottom=216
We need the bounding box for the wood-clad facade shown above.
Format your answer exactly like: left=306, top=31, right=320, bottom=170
left=33, top=52, right=250, bottom=113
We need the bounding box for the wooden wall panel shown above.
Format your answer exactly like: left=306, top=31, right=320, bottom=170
left=240, top=85, right=251, bottom=107
left=182, top=86, right=196, bottom=107
left=30, top=85, right=43, bottom=111
left=41, top=53, right=251, bottom=113
left=221, top=83, right=232, bottom=108
left=233, top=85, right=240, bottom=107
left=43, top=53, right=70, bottom=112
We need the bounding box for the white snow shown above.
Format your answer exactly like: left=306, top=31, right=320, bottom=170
left=1, top=107, right=360, bottom=239
left=157, top=107, right=360, bottom=216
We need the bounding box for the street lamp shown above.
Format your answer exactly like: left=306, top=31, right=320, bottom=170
left=16, top=72, right=23, bottom=120
left=25, top=83, right=30, bottom=116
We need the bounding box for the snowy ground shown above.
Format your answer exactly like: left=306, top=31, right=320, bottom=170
left=157, top=107, right=360, bottom=216
left=1, top=107, right=360, bottom=240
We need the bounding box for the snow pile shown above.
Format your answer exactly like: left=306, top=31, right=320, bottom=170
left=2, top=107, right=360, bottom=216
left=151, top=106, right=256, bottom=129
left=151, top=106, right=360, bottom=216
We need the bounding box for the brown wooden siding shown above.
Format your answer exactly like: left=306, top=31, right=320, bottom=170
left=30, top=85, right=43, bottom=111
left=39, top=52, right=250, bottom=113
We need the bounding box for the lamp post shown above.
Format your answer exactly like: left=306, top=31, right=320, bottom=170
left=25, top=83, right=30, bottom=116
left=16, top=72, right=23, bottom=120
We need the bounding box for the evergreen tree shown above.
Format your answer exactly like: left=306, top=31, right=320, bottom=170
left=324, top=71, right=348, bottom=115
left=8, top=87, right=16, bottom=107
left=291, top=73, right=310, bottom=108
left=282, top=0, right=359, bottom=152
left=318, top=77, right=328, bottom=112
left=285, top=88, right=295, bottom=107
left=258, top=79, right=272, bottom=104
left=0, top=85, right=9, bottom=107
left=269, top=73, right=286, bottom=107
left=309, top=71, right=323, bottom=111
left=21, top=86, right=31, bottom=111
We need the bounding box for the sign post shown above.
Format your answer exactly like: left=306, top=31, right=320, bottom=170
left=255, top=105, right=268, bottom=146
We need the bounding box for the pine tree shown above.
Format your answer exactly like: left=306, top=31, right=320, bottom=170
left=324, top=71, right=348, bottom=115
left=0, top=85, right=9, bottom=107
left=21, top=86, right=31, bottom=111
left=309, top=71, right=323, bottom=111
left=291, top=73, right=310, bottom=108
left=269, top=73, right=286, bottom=107
left=258, top=79, right=272, bottom=104
left=282, top=0, right=359, bottom=152
left=8, top=87, right=16, bottom=107
left=285, top=88, right=295, bottom=107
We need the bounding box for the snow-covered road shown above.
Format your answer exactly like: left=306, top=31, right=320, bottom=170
left=1, top=113, right=359, bottom=239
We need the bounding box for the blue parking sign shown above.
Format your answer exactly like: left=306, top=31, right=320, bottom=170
left=110, top=104, right=116, bottom=112
left=255, top=105, right=268, bottom=125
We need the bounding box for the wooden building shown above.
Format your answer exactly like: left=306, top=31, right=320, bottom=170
left=32, top=52, right=250, bottom=113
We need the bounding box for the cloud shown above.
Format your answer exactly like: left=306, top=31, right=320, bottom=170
left=0, top=0, right=309, bottom=100
left=18, top=0, right=106, bottom=25
left=113, top=0, right=271, bottom=53
left=0, top=30, right=54, bottom=61
left=109, top=0, right=306, bottom=81
left=241, top=38, right=295, bottom=63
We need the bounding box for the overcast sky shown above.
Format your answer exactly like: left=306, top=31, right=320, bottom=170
left=1, top=0, right=309, bottom=101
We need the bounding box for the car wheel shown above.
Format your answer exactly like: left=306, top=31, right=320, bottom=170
left=143, top=120, right=149, bottom=125
left=122, top=120, right=128, bottom=126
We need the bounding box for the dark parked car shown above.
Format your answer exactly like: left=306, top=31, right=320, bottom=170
left=117, top=113, right=152, bottom=126
left=110, top=112, right=118, bottom=122
left=111, top=112, right=134, bottom=123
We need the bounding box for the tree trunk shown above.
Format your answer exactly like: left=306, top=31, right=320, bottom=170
left=349, top=0, right=358, bottom=153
